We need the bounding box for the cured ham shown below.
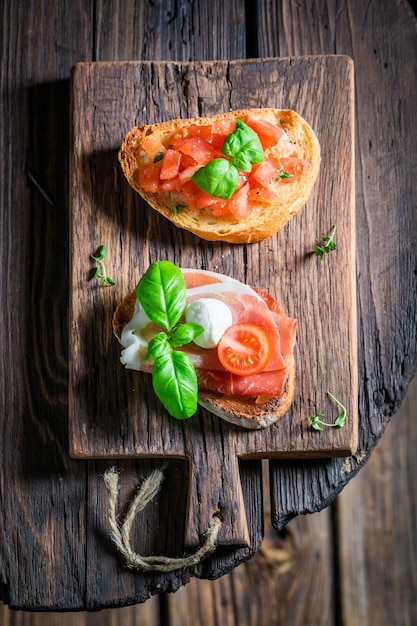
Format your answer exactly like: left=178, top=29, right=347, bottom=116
left=120, top=268, right=297, bottom=397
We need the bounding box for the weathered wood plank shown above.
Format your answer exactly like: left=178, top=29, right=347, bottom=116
left=68, top=58, right=355, bottom=601
left=336, top=373, right=417, bottom=626
left=1, top=375, right=416, bottom=623
left=260, top=0, right=417, bottom=525
left=0, top=0, right=416, bottom=613
left=0, top=0, right=94, bottom=610
left=0, top=597, right=160, bottom=625
left=69, top=57, right=356, bottom=461
left=167, top=462, right=335, bottom=626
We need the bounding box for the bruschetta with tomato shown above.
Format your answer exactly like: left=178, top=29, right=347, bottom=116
left=113, top=261, right=297, bottom=429
left=118, top=108, right=320, bottom=243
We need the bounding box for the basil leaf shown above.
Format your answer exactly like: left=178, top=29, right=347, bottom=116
left=231, top=152, right=253, bottom=173
left=152, top=351, right=199, bottom=419
left=136, top=261, right=186, bottom=331
left=191, top=159, right=239, bottom=200
left=145, top=332, right=171, bottom=361
left=222, top=119, right=264, bottom=167
left=169, top=323, right=204, bottom=348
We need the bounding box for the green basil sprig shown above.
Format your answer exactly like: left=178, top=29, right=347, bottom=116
left=191, top=119, right=264, bottom=200
left=136, top=261, right=203, bottom=420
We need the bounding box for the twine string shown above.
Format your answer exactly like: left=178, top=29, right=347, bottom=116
left=103, top=466, right=221, bottom=572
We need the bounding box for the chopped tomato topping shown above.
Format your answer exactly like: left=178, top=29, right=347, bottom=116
left=180, top=181, right=220, bottom=210
left=250, top=159, right=280, bottom=190
left=245, top=114, right=284, bottom=149
left=141, top=136, right=166, bottom=161
left=218, top=323, right=271, bottom=376
left=227, top=182, right=251, bottom=219
left=160, top=148, right=181, bottom=180
left=279, top=157, right=310, bottom=181
left=170, top=135, right=219, bottom=165
left=138, top=162, right=162, bottom=192
left=138, top=116, right=309, bottom=220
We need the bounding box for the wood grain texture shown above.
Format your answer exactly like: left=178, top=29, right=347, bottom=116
left=69, top=57, right=356, bottom=463
left=167, top=461, right=335, bottom=626
left=0, top=0, right=93, bottom=610
left=68, top=57, right=356, bottom=557
left=1, top=375, right=416, bottom=623
left=259, top=0, right=417, bottom=528
left=336, top=374, right=417, bottom=626
left=0, top=0, right=416, bottom=612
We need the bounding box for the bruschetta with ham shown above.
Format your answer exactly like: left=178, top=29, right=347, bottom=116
left=113, top=261, right=297, bottom=429
left=118, top=108, right=320, bottom=243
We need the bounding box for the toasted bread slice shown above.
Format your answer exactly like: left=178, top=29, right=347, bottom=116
left=118, top=108, right=320, bottom=244
left=113, top=292, right=295, bottom=430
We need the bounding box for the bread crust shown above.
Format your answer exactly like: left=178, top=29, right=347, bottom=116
left=113, top=290, right=295, bottom=430
left=118, top=108, right=320, bottom=243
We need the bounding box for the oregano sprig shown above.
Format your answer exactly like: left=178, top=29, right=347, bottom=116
left=310, top=391, right=347, bottom=431
left=276, top=167, right=292, bottom=182
left=314, top=225, right=337, bottom=259
left=90, top=245, right=115, bottom=286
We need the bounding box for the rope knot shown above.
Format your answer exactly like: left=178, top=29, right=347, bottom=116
left=103, top=466, right=221, bottom=572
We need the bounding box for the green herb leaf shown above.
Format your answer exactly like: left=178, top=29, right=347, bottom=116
left=154, top=151, right=164, bottom=163
left=151, top=350, right=199, bottom=419
left=310, top=391, right=347, bottom=430
left=135, top=261, right=205, bottom=421
left=222, top=120, right=264, bottom=170
left=90, top=244, right=115, bottom=286
left=191, top=158, right=239, bottom=200
left=314, top=225, right=337, bottom=259
left=190, top=120, right=264, bottom=199
left=173, top=204, right=187, bottom=215
left=136, top=261, right=186, bottom=331
left=276, top=168, right=292, bottom=181
left=169, top=323, right=204, bottom=348
left=145, top=332, right=172, bottom=361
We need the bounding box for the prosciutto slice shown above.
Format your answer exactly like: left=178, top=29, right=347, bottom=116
left=120, top=268, right=297, bottom=397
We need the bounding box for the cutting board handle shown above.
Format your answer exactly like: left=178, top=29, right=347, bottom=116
left=185, top=448, right=249, bottom=548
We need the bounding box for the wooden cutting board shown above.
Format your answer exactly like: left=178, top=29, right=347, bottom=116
left=69, top=57, right=356, bottom=546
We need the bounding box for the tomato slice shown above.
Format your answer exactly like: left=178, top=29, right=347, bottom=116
left=217, top=323, right=271, bottom=376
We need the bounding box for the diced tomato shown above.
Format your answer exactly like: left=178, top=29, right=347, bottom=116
left=217, top=323, right=271, bottom=376
left=247, top=188, right=277, bottom=204
left=170, top=135, right=219, bottom=165
left=141, top=136, right=166, bottom=161
left=160, top=148, right=181, bottom=180
left=181, top=124, right=214, bottom=141
left=209, top=119, right=236, bottom=149
left=180, top=181, right=220, bottom=210
left=159, top=177, right=183, bottom=192
left=179, top=153, right=198, bottom=170
left=138, top=163, right=161, bottom=192
left=178, top=164, right=201, bottom=184
left=209, top=199, right=228, bottom=216
left=250, top=159, right=280, bottom=190
left=279, top=157, right=310, bottom=181
left=245, top=115, right=284, bottom=150
left=211, top=119, right=236, bottom=135
left=226, top=182, right=251, bottom=220
left=138, top=117, right=308, bottom=221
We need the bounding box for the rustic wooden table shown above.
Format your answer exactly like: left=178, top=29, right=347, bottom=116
left=1, top=0, right=416, bottom=612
